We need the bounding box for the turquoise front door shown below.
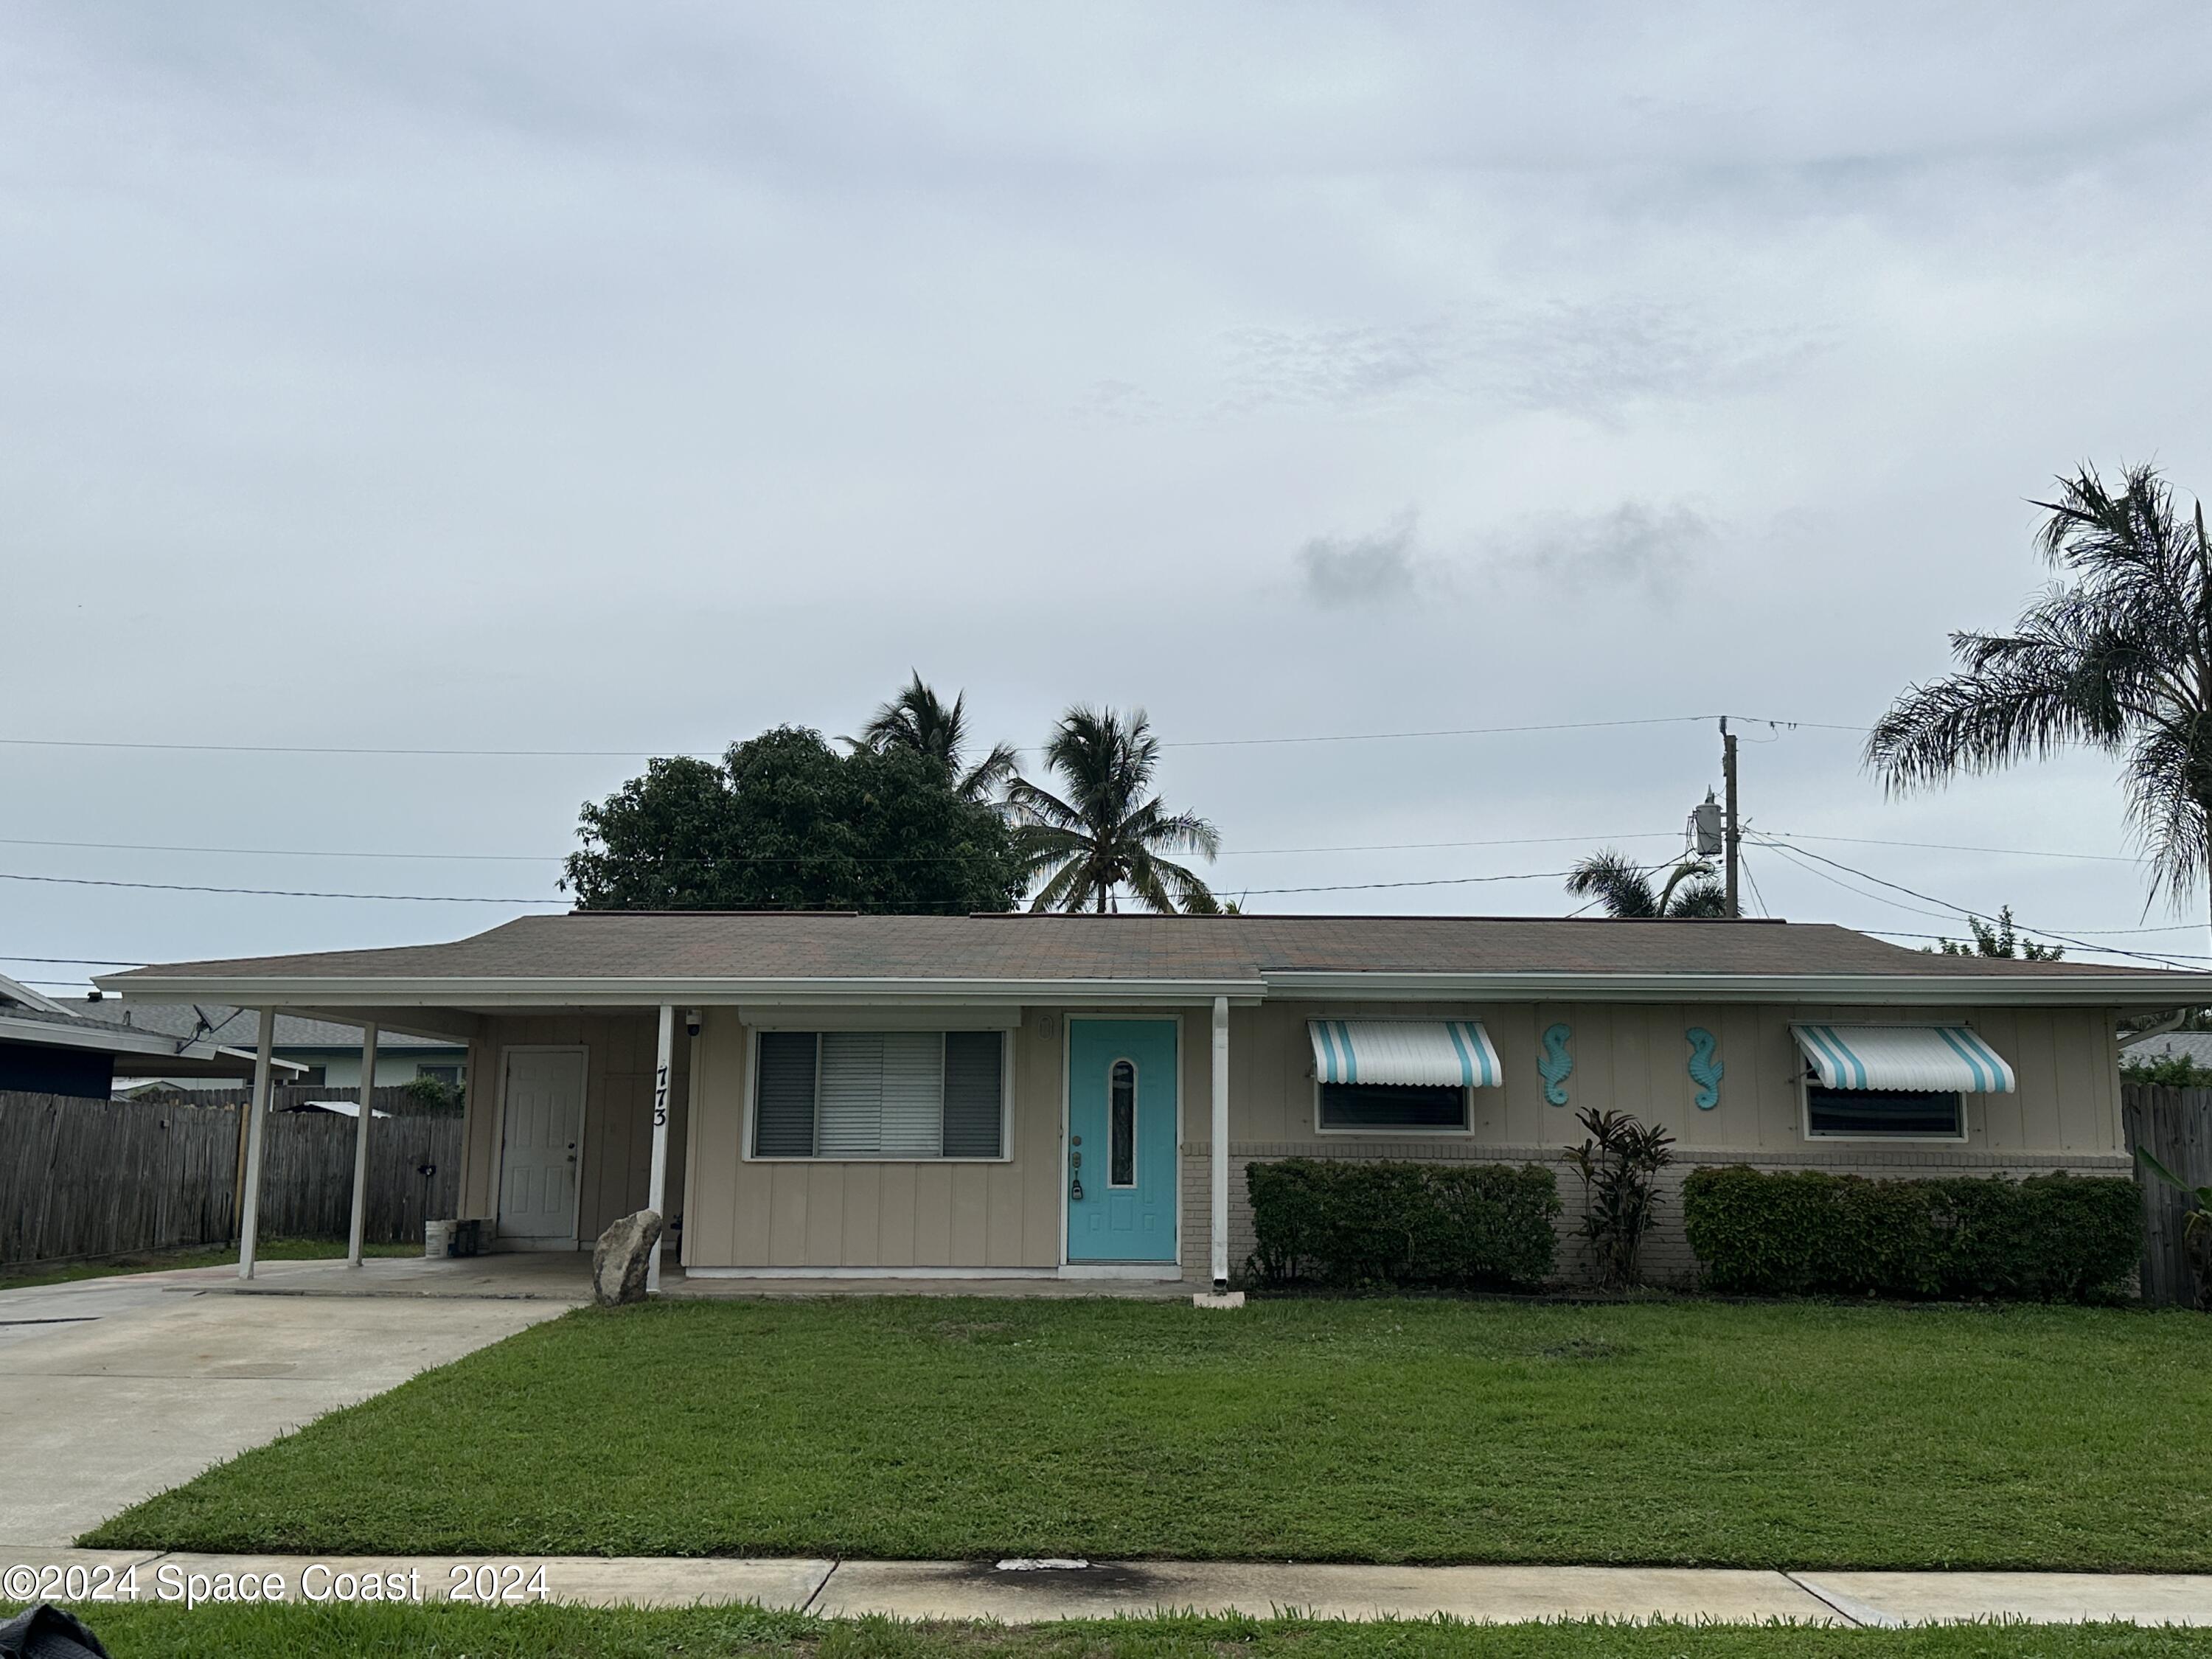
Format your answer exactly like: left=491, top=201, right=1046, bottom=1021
left=1066, top=1018, right=1178, bottom=1263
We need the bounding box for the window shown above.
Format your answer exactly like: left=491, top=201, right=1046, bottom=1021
left=1318, top=1082, right=1468, bottom=1132
left=1804, top=1086, right=1963, bottom=1140
left=416, top=1064, right=462, bottom=1088
left=1109, top=1059, right=1136, bottom=1186
left=751, top=1029, right=1006, bottom=1159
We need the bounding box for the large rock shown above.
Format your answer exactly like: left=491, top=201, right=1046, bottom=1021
left=592, top=1208, right=664, bottom=1306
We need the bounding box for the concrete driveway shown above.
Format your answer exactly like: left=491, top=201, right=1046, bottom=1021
left=0, top=1259, right=580, bottom=1545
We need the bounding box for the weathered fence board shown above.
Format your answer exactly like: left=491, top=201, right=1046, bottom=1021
left=2121, top=1083, right=2212, bottom=1308
left=0, top=1089, right=461, bottom=1270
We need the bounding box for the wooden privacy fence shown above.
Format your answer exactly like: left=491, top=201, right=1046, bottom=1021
left=2122, top=1083, right=2212, bottom=1308
left=0, top=1089, right=462, bottom=1270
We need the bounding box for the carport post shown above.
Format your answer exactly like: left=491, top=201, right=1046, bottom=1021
left=237, top=1008, right=276, bottom=1281
left=347, top=1023, right=379, bottom=1267
left=1211, top=995, right=1229, bottom=1291
left=647, top=1004, right=675, bottom=1294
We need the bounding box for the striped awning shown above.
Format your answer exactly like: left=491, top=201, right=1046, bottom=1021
left=1792, top=1024, right=2015, bottom=1094
left=1308, top=1020, right=1501, bottom=1088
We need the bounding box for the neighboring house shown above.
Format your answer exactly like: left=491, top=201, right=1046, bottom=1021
left=74, top=998, right=468, bottom=1092
left=95, top=913, right=2209, bottom=1287
left=0, top=972, right=277, bottom=1099
left=2119, top=1030, right=2212, bottom=1068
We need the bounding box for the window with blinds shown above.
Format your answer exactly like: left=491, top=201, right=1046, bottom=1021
left=750, top=1029, right=1007, bottom=1159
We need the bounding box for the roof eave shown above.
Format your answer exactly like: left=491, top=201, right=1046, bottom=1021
left=99, top=975, right=1271, bottom=1009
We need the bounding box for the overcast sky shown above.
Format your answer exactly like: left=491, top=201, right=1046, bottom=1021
left=5, top=1, right=2212, bottom=990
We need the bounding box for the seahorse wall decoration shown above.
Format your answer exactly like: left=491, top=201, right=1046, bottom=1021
left=1538, top=1023, right=1573, bottom=1107
left=1686, top=1026, right=1723, bottom=1110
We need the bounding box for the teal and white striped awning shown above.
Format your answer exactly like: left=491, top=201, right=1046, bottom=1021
left=1792, top=1024, right=2015, bottom=1093
left=1309, top=1020, right=1501, bottom=1088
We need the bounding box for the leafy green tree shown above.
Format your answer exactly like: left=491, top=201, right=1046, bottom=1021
left=1009, top=706, right=1221, bottom=913
left=1932, top=905, right=2062, bottom=960
left=1565, top=850, right=1728, bottom=918
left=563, top=728, right=1020, bottom=914
left=1868, top=463, right=2212, bottom=922
left=849, top=672, right=1018, bottom=804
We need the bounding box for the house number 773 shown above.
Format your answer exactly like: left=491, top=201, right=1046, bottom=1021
left=653, top=1064, right=669, bottom=1128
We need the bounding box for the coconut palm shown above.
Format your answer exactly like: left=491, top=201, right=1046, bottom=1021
left=1868, top=465, right=2212, bottom=920
left=850, top=672, right=1018, bottom=804
left=1009, top=706, right=1221, bottom=913
left=1565, top=849, right=1728, bottom=919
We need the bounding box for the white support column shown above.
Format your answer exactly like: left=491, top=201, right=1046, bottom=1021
left=1210, top=995, right=1230, bottom=1291
left=646, top=1004, right=675, bottom=1294
left=347, top=1023, right=379, bottom=1267
left=237, top=1008, right=276, bottom=1281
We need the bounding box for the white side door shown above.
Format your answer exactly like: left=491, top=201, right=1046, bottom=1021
left=497, top=1048, right=586, bottom=1242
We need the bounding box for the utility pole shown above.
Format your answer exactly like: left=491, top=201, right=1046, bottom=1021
left=1720, top=717, right=1741, bottom=918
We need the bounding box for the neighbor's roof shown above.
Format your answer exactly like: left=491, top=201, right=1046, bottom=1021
left=93, top=912, right=2212, bottom=1009
left=2121, top=1030, right=2212, bottom=1063
left=80, top=999, right=462, bottom=1052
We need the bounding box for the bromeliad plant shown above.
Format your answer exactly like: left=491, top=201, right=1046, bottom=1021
left=1565, top=1108, right=1675, bottom=1288
left=2136, top=1145, right=2212, bottom=1311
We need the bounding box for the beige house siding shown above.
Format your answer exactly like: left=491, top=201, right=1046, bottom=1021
left=464, top=998, right=2122, bottom=1282
left=1189, top=1000, right=2127, bottom=1286
left=457, top=1012, right=689, bottom=1246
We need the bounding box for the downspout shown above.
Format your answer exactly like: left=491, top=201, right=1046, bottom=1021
left=1210, top=995, right=1229, bottom=1292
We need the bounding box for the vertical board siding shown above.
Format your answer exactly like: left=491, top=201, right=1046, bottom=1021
left=1, top=1089, right=459, bottom=1269
left=2123, top=1084, right=2212, bottom=1307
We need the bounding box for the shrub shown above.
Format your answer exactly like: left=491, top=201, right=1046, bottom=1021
left=1562, top=1108, right=1674, bottom=1287
left=1681, top=1165, right=2142, bottom=1301
left=2121, top=1052, right=2212, bottom=1088
left=1245, top=1158, right=1559, bottom=1290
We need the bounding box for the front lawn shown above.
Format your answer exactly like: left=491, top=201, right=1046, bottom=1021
left=24, top=1606, right=2212, bottom=1659
left=86, top=1296, right=2212, bottom=1571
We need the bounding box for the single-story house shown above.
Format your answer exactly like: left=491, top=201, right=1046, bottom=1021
left=74, top=998, right=469, bottom=1093
left=95, top=912, right=2210, bottom=1289
left=0, top=972, right=282, bottom=1099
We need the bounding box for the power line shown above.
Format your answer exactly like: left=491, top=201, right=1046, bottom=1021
left=0, top=829, right=1677, bottom=866
left=0, top=953, right=150, bottom=966
left=0, top=871, right=568, bottom=905
left=0, top=712, right=1859, bottom=762
left=1747, top=838, right=2207, bottom=970
left=1766, top=830, right=2143, bottom=866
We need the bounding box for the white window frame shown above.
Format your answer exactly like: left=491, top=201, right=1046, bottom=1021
left=1310, top=1077, right=1474, bottom=1136
left=1796, top=1068, right=1969, bottom=1144
left=742, top=1026, right=1015, bottom=1164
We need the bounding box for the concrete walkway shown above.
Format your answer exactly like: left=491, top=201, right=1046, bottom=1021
left=0, top=1265, right=573, bottom=1545
left=4, top=1549, right=2209, bottom=1625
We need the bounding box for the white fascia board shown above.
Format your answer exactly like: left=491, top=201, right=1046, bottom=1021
left=100, top=975, right=1268, bottom=1009
left=0, top=1013, right=301, bottom=1065
left=1262, top=970, right=2212, bottom=1006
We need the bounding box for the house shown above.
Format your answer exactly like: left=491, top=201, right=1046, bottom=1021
left=94, top=912, right=2209, bottom=1288
left=74, top=998, right=469, bottom=1093
left=0, top=973, right=279, bottom=1099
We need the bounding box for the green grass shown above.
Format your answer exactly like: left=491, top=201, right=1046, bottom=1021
left=21, top=1606, right=2212, bottom=1659
left=85, top=1297, right=2212, bottom=1571
left=0, top=1237, right=420, bottom=1293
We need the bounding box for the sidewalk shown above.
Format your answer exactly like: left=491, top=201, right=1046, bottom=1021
left=9, top=1548, right=2212, bottom=1626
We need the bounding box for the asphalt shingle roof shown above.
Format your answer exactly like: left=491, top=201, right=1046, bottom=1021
left=104, top=911, right=2179, bottom=985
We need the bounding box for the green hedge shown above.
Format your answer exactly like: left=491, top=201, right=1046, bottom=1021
left=1245, top=1158, right=1559, bottom=1290
left=1681, top=1165, right=2142, bottom=1301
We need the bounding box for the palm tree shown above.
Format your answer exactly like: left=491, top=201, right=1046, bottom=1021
left=1868, top=465, right=2212, bottom=921
left=1009, top=706, right=1222, bottom=913
left=850, top=672, right=1018, bottom=804
left=1565, top=849, right=1728, bottom=918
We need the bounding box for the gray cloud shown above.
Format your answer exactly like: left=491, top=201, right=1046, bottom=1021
left=1506, top=501, right=1715, bottom=599
left=1296, top=513, right=1421, bottom=606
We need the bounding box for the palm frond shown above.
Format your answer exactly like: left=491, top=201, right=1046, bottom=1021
left=1565, top=850, right=1661, bottom=919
